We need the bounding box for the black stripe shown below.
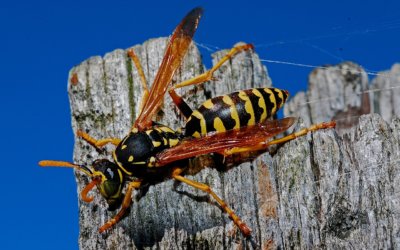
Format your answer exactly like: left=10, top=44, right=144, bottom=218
left=281, top=90, right=288, bottom=103
left=185, top=115, right=202, bottom=137
left=244, top=89, right=263, bottom=123
left=258, top=88, right=276, bottom=118
left=230, top=92, right=251, bottom=126
left=203, top=96, right=236, bottom=132
left=271, top=88, right=283, bottom=108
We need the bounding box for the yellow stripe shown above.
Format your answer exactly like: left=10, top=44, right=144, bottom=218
left=152, top=141, right=162, bottom=147
left=264, top=88, right=277, bottom=116
left=222, top=95, right=233, bottom=105
left=213, top=117, right=226, bottom=132
left=192, top=131, right=201, bottom=138
left=128, top=156, right=134, bottom=162
left=191, top=110, right=207, bottom=135
left=148, top=157, right=156, bottom=167
left=169, top=138, right=179, bottom=147
left=159, top=126, right=175, bottom=133
left=202, top=99, right=214, bottom=109
left=238, top=91, right=255, bottom=125
left=252, top=89, right=267, bottom=122
left=113, top=151, right=132, bottom=175
left=222, top=95, right=240, bottom=129
left=110, top=169, right=124, bottom=199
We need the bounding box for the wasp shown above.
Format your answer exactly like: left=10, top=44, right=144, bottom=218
left=39, top=7, right=335, bottom=237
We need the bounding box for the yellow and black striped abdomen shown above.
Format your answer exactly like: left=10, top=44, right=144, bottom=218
left=184, top=87, right=289, bottom=138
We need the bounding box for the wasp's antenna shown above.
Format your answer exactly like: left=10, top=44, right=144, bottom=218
left=81, top=177, right=101, bottom=203
left=38, top=160, right=93, bottom=177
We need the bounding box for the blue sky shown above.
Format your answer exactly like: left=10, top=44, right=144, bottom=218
left=1, top=0, right=399, bottom=249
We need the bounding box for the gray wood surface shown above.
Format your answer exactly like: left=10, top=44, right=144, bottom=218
left=68, top=38, right=400, bottom=249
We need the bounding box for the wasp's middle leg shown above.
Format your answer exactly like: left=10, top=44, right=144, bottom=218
left=77, top=130, right=121, bottom=150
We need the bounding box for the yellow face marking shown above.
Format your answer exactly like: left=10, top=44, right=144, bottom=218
left=191, top=110, right=207, bottom=135
left=128, top=156, right=134, bottom=162
left=146, top=130, right=152, bottom=135
left=121, top=145, right=127, bottom=150
left=152, top=141, right=162, bottom=147
left=202, top=99, right=214, bottom=109
left=252, top=89, right=267, bottom=122
left=264, top=88, right=277, bottom=116
left=169, top=138, right=179, bottom=147
left=113, top=151, right=132, bottom=175
left=117, top=169, right=123, bottom=184
left=238, top=91, right=255, bottom=125
left=222, top=95, right=240, bottom=129
left=213, top=117, right=226, bottom=132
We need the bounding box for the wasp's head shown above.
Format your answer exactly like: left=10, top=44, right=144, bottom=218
left=39, top=159, right=124, bottom=210
left=89, top=159, right=124, bottom=210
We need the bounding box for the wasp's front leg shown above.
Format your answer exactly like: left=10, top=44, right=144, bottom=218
left=77, top=130, right=121, bottom=150
left=99, top=180, right=142, bottom=233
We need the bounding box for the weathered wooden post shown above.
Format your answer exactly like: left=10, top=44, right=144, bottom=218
left=68, top=38, right=400, bottom=249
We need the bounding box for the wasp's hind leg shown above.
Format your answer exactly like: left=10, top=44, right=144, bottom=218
left=168, top=43, right=254, bottom=119
left=171, top=168, right=252, bottom=237
left=223, top=121, right=336, bottom=156
left=99, top=180, right=142, bottom=233
left=77, top=130, right=121, bottom=151
left=127, top=48, right=149, bottom=113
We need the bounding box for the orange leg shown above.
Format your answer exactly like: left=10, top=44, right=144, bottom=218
left=99, top=180, right=142, bottom=233
left=77, top=130, right=121, bottom=150
left=172, top=168, right=252, bottom=237
left=170, top=44, right=254, bottom=90
left=127, top=49, right=149, bottom=113
left=224, top=121, right=336, bottom=155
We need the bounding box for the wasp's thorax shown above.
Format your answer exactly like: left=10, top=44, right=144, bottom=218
left=113, top=125, right=181, bottom=178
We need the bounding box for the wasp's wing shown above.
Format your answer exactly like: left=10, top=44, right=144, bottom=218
left=156, top=117, right=296, bottom=166
left=134, top=7, right=203, bottom=130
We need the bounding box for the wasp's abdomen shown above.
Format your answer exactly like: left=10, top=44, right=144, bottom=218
left=185, top=88, right=289, bottom=138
